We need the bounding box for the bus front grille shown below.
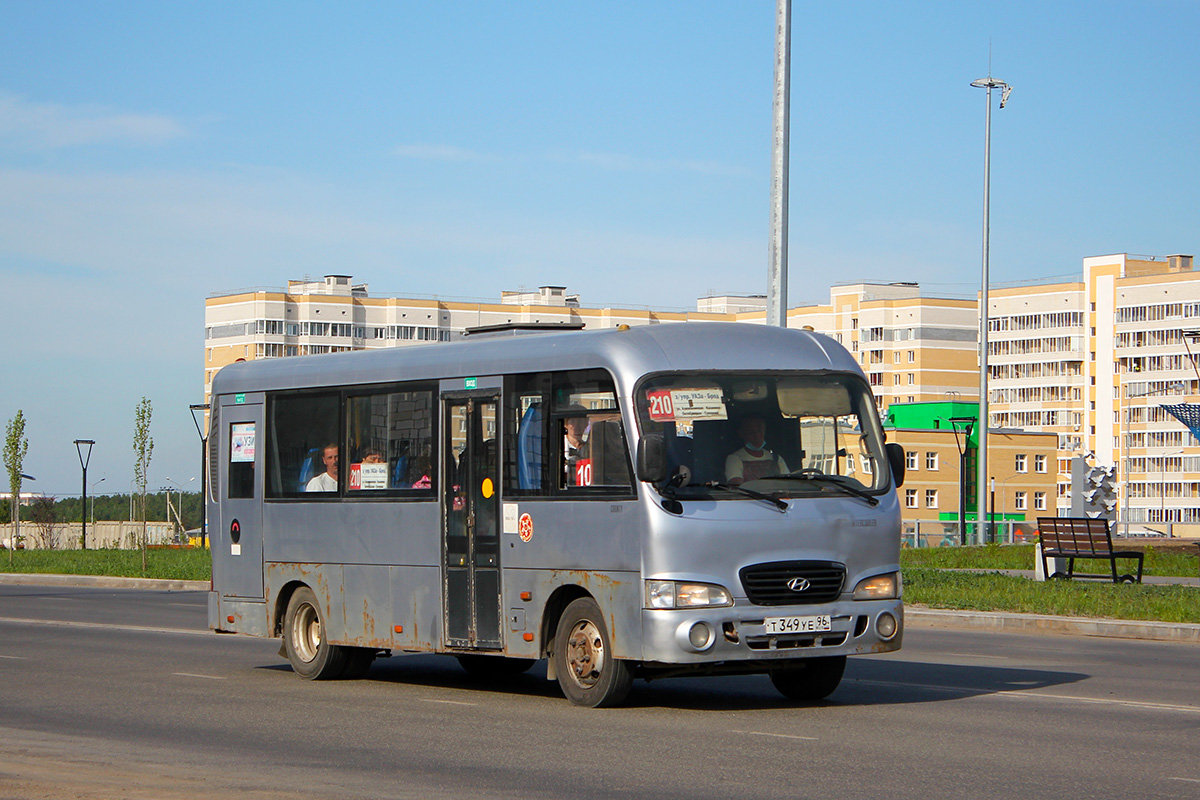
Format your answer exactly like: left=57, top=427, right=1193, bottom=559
left=739, top=560, right=846, bottom=605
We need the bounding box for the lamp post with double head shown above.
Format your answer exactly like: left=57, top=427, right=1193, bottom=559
left=970, top=74, right=1011, bottom=546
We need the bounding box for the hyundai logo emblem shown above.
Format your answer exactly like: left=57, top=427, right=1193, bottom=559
left=786, top=577, right=811, bottom=592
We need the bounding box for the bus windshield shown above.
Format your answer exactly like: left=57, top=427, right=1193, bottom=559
left=635, top=373, right=889, bottom=499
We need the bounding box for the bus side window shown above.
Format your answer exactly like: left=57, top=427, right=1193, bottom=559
left=228, top=422, right=255, bottom=499
left=266, top=393, right=340, bottom=496
left=345, top=389, right=435, bottom=493
left=505, top=374, right=549, bottom=497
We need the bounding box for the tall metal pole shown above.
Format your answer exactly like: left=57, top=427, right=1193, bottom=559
left=74, top=439, right=94, bottom=550
left=971, top=75, right=1009, bottom=544
left=767, top=0, right=791, bottom=328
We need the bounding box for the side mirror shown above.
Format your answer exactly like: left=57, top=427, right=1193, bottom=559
left=636, top=434, right=668, bottom=483
left=885, top=442, right=905, bottom=488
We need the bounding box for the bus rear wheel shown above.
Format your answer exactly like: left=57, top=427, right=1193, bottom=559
left=283, top=586, right=349, bottom=680
left=553, top=597, right=633, bottom=707
left=769, top=655, right=846, bottom=701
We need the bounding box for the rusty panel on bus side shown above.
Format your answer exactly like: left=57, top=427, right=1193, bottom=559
left=390, top=565, right=442, bottom=651
left=342, top=564, right=393, bottom=650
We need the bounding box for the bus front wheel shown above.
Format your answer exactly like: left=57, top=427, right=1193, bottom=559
left=283, top=586, right=349, bottom=680
left=769, top=655, right=846, bottom=702
left=553, top=597, right=633, bottom=707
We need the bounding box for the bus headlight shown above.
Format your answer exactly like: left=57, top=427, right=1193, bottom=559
left=852, top=572, right=900, bottom=600
left=646, top=581, right=733, bottom=609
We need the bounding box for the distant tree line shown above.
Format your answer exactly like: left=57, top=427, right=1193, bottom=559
left=0, top=492, right=203, bottom=530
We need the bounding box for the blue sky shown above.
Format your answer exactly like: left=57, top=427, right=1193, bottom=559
left=2, top=1, right=1197, bottom=497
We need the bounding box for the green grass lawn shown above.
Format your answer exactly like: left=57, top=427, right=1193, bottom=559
left=0, top=548, right=211, bottom=581
left=901, top=543, right=1198, bottom=578
left=904, top=567, right=1200, bottom=624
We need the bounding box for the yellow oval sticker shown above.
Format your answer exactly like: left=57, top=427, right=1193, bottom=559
left=481, top=478, right=495, bottom=499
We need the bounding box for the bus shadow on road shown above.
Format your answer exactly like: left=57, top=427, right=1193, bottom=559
left=259, top=652, right=1088, bottom=711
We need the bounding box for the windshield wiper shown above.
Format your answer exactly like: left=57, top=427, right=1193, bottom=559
left=701, top=480, right=788, bottom=512
left=775, top=470, right=880, bottom=506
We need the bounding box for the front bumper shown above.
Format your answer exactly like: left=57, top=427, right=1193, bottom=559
left=639, top=597, right=903, bottom=668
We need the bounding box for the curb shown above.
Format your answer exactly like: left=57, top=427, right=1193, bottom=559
left=0, top=573, right=208, bottom=592
left=907, top=606, right=1200, bottom=644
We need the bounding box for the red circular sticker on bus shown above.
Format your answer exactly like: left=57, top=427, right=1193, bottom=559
left=518, top=513, right=534, bottom=542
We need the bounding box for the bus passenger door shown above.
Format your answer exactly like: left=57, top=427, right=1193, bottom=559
left=442, top=395, right=501, bottom=649
left=215, top=396, right=264, bottom=600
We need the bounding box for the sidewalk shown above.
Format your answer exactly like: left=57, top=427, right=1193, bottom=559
left=0, top=573, right=208, bottom=592
left=1, top=572, right=1197, bottom=645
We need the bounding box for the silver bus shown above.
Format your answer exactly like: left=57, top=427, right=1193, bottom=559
left=208, top=321, right=906, bottom=707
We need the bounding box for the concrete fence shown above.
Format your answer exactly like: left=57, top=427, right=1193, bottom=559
left=0, top=521, right=178, bottom=550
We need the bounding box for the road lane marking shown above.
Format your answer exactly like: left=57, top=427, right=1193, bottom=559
left=0, top=655, right=28, bottom=660
left=854, top=678, right=1200, bottom=715
left=733, top=730, right=818, bottom=741
left=938, top=652, right=1010, bottom=660
left=420, top=699, right=477, bottom=706
left=1169, top=777, right=1200, bottom=784
left=173, top=672, right=226, bottom=680
left=0, top=616, right=217, bottom=638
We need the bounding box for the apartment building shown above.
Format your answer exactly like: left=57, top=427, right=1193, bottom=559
left=883, top=401, right=1058, bottom=534
left=205, top=277, right=980, bottom=410
left=781, top=282, right=981, bottom=411
left=988, top=253, right=1200, bottom=525
left=205, top=276, right=734, bottom=403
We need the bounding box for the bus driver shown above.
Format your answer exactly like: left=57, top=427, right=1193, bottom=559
left=725, top=415, right=788, bottom=485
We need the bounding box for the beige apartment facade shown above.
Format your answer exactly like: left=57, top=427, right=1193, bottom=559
left=988, top=253, right=1200, bottom=526
left=205, top=277, right=981, bottom=414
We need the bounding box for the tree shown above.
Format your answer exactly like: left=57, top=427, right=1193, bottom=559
left=133, top=397, right=154, bottom=574
left=29, top=495, right=57, bottom=549
left=3, top=410, right=29, bottom=564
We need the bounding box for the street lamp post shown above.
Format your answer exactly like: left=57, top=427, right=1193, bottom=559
left=74, top=439, right=95, bottom=550
left=950, top=419, right=969, bottom=544
left=1160, top=449, right=1184, bottom=528
left=970, top=73, right=1011, bottom=546
left=989, top=476, right=997, bottom=544
left=190, top=403, right=210, bottom=548
left=1121, top=382, right=1184, bottom=537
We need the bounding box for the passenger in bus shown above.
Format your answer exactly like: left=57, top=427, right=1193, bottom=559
left=409, top=454, right=432, bottom=489
left=563, top=410, right=590, bottom=486
left=305, top=443, right=339, bottom=492
left=725, top=415, right=788, bottom=484
left=362, top=449, right=385, bottom=463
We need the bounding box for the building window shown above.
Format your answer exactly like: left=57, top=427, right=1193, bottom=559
left=893, top=374, right=901, bottom=385
left=925, top=452, right=938, bottom=470
left=906, top=451, right=918, bottom=470
left=1015, top=491, right=1027, bottom=510
left=1015, top=454, right=1027, bottom=473
left=1034, top=491, right=1047, bottom=510
left=905, top=489, right=918, bottom=508
left=925, top=489, right=938, bottom=509
left=1035, top=454, right=1047, bottom=473
left=907, top=373, right=915, bottom=385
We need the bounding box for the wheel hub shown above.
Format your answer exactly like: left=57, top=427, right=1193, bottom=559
left=565, top=619, right=605, bottom=688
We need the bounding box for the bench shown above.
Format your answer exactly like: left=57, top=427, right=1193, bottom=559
left=1036, top=517, right=1145, bottom=584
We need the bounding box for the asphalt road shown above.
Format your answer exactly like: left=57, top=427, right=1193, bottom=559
left=2, top=584, right=1199, bottom=799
